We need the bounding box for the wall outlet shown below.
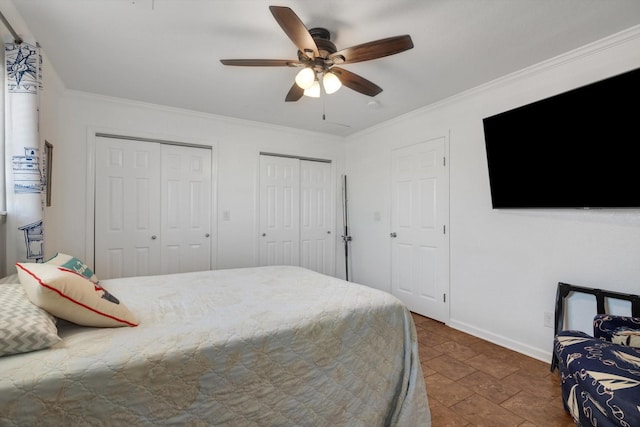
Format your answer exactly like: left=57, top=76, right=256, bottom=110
left=544, top=311, right=553, bottom=328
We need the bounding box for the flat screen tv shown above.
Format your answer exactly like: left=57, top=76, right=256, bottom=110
left=482, top=67, right=640, bottom=209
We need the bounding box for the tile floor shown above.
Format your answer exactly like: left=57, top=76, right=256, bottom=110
left=412, top=313, right=576, bottom=427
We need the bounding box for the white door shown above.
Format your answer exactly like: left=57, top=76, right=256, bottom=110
left=259, top=155, right=300, bottom=266
left=391, top=137, right=449, bottom=322
left=95, top=138, right=162, bottom=279
left=95, top=137, right=213, bottom=280
left=300, top=160, right=334, bottom=275
left=161, top=144, right=212, bottom=274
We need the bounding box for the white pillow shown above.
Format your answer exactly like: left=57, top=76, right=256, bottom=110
left=45, top=253, right=99, bottom=283
left=0, top=283, right=60, bottom=356
left=16, top=263, right=138, bottom=328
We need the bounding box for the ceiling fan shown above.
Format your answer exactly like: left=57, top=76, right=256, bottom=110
left=220, top=6, right=414, bottom=102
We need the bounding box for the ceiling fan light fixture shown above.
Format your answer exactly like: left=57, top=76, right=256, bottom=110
left=295, top=67, right=315, bottom=89
left=220, top=7, right=414, bottom=102
left=323, top=71, right=342, bottom=94
left=304, top=80, right=321, bottom=98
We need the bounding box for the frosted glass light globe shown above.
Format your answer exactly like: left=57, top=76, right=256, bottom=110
left=303, top=80, right=321, bottom=98
left=323, top=72, right=342, bottom=94
left=295, top=68, right=315, bottom=89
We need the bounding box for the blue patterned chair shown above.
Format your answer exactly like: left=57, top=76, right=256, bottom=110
left=551, top=283, right=640, bottom=427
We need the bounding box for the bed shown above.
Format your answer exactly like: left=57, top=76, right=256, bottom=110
left=0, top=265, right=430, bottom=426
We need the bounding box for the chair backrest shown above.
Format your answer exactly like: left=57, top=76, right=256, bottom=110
left=550, top=282, right=640, bottom=372
left=554, top=282, right=640, bottom=337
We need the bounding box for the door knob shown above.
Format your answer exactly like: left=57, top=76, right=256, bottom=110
left=262, top=233, right=266, bottom=237
left=390, top=232, right=397, bottom=238
left=151, top=235, right=157, bottom=240
left=205, top=233, right=210, bottom=238
left=327, top=231, right=331, bottom=234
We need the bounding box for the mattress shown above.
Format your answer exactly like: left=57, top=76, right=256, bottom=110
left=0, top=265, right=430, bottom=426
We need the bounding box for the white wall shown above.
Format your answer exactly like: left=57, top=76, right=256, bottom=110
left=47, top=92, right=345, bottom=273
left=345, top=27, right=640, bottom=362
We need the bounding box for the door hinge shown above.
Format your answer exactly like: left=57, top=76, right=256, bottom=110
left=443, top=225, right=446, bottom=234
left=443, top=156, right=446, bottom=166
left=443, top=293, right=446, bottom=303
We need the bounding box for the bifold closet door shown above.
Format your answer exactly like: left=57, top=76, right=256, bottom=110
left=259, top=155, right=334, bottom=275
left=300, top=160, right=334, bottom=275
left=95, top=137, right=212, bottom=279
left=259, top=155, right=301, bottom=266
left=95, top=138, right=162, bottom=279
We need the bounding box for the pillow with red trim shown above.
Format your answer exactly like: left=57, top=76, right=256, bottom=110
left=16, top=263, right=138, bottom=328
left=45, top=253, right=99, bottom=283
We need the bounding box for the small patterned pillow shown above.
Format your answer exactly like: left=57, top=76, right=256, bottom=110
left=17, top=262, right=138, bottom=328
left=611, top=327, right=640, bottom=347
left=0, top=283, right=60, bottom=357
left=45, top=253, right=99, bottom=283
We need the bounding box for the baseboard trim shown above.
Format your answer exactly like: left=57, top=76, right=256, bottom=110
left=447, top=318, right=553, bottom=364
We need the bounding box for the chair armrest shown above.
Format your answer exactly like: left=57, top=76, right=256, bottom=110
left=594, top=314, right=640, bottom=342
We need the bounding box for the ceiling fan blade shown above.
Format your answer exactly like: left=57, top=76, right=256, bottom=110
left=331, top=67, right=382, bottom=97
left=220, top=59, right=300, bottom=67
left=329, top=35, right=413, bottom=64
left=285, top=83, right=304, bottom=102
left=269, top=6, right=319, bottom=58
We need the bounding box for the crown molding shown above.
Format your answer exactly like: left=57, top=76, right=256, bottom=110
left=63, top=89, right=345, bottom=142
left=349, top=24, right=640, bottom=140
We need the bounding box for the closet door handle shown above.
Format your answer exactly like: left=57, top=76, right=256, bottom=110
left=390, top=232, right=397, bottom=238
left=151, top=235, right=157, bottom=240
left=262, top=233, right=266, bottom=237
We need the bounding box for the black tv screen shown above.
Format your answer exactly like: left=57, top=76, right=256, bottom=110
left=482, top=67, right=640, bottom=209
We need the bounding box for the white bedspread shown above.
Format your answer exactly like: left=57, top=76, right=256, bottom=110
left=1, top=266, right=430, bottom=426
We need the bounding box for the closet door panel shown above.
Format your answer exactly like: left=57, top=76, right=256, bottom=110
left=300, top=160, right=334, bottom=275
left=259, top=155, right=300, bottom=266
left=160, top=145, right=212, bottom=274
left=95, top=138, right=161, bottom=279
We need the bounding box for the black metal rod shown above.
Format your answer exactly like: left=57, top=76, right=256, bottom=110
left=342, top=175, right=351, bottom=282
left=0, top=10, right=23, bottom=44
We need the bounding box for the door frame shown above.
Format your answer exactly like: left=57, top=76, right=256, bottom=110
left=390, top=135, right=450, bottom=323
left=85, top=127, right=218, bottom=272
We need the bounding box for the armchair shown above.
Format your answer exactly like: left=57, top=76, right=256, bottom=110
left=552, top=283, right=640, bottom=427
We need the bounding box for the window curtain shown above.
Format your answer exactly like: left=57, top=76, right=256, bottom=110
left=4, top=41, right=44, bottom=267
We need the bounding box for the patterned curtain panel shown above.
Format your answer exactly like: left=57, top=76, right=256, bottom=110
left=4, top=42, right=44, bottom=268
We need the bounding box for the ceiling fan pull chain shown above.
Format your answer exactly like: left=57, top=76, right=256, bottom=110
left=322, top=95, right=326, bottom=121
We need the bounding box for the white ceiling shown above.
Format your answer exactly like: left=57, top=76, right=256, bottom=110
left=9, top=0, right=640, bottom=136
